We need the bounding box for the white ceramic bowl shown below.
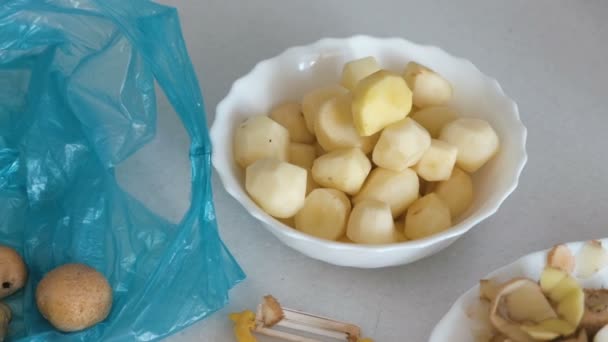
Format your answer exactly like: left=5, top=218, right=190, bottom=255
left=430, top=238, right=608, bottom=341
left=211, top=36, right=527, bottom=268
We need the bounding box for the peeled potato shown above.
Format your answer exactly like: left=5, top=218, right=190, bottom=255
left=403, top=62, right=452, bottom=108
left=269, top=102, right=315, bottom=144
left=295, top=188, right=351, bottom=240
left=410, top=106, right=458, bottom=138
left=347, top=200, right=397, bottom=244
left=372, top=118, right=431, bottom=171
left=311, top=148, right=371, bottom=195
left=434, top=167, right=473, bottom=218
left=439, top=118, right=500, bottom=173
left=340, top=56, right=381, bottom=90
left=289, top=143, right=316, bottom=169
left=315, top=93, right=378, bottom=153
left=246, top=159, right=307, bottom=218
left=352, top=70, right=413, bottom=136
left=414, top=139, right=457, bottom=181
left=302, top=85, right=347, bottom=134
left=404, top=193, right=452, bottom=240
left=234, top=115, right=289, bottom=168
left=353, top=167, right=419, bottom=218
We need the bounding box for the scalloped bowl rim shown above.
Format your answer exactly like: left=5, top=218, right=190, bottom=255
left=211, top=35, right=528, bottom=254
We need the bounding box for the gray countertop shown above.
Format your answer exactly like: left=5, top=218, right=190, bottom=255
left=121, top=1, right=608, bottom=341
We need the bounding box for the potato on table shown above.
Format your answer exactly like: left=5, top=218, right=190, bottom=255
left=404, top=193, right=452, bottom=240
left=434, top=167, right=473, bottom=218
left=352, top=70, right=413, bottom=136
left=340, top=56, right=381, bottom=90
left=0, top=246, right=27, bottom=299
left=403, top=62, right=452, bottom=108
left=269, top=102, right=315, bottom=144
left=246, top=159, right=307, bottom=218
left=302, top=85, right=347, bottom=134
left=439, top=117, right=500, bottom=173
left=347, top=200, right=397, bottom=244
left=372, top=118, right=431, bottom=171
left=234, top=115, right=289, bottom=168
left=410, top=106, right=458, bottom=138
left=311, top=148, right=371, bottom=195
left=295, top=188, right=351, bottom=240
left=315, top=93, right=378, bottom=154
left=353, top=167, right=419, bottom=218
left=414, top=139, right=458, bottom=181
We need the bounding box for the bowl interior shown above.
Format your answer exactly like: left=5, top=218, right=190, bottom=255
left=213, top=36, right=526, bottom=251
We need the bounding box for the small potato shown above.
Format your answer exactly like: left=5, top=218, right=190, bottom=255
left=36, top=263, right=112, bottom=332
left=315, top=93, right=378, bottom=154
left=269, top=102, right=315, bottom=144
left=246, top=159, right=307, bottom=218
left=353, top=167, right=419, bottom=218
left=439, top=118, right=500, bottom=173
left=404, top=193, right=452, bottom=240
left=414, top=139, right=457, bottom=181
left=302, top=85, right=347, bottom=134
left=372, top=118, right=431, bottom=171
left=311, top=148, right=371, bottom=195
left=403, top=62, right=452, bottom=108
left=434, top=167, right=474, bottom=218
left=234, top=115, right=289, bottom=168
left=410, top=106, right=458, bottom=138
left=347, top=200, right=397, bottom=244
left=340, top=56, right=381, bottom=90
left=289, top=143, right=316, bottom=169
left=295, top=188, right=351, bottom=240
left=0, top=246, right=27, bottom=299
left=352, top=70, right=413, bottom=136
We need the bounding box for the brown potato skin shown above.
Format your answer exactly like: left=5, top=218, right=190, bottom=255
left=0, top=246, right=27, bottom=299
left=36, top=263, right=112, bottom=332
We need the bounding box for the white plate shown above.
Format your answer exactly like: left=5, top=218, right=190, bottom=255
left=430, top=238, right=608, bottom=341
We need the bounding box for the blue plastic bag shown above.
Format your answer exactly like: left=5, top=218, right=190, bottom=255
left=0, top=0, right=245, bottom=340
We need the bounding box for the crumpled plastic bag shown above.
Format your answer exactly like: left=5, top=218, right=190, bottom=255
left=0, top=0, right=245, bottom=340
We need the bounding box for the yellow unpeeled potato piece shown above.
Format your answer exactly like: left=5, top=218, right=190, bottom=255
left=302, top=85, right=347, bottom=134
left=410, top=106, right=458, bottom=138
left=403, top=62, right=452, bottom=108
left=234, top=115, right=290, bottom=168
left=340, top=56, right=381, bottom=90
left=352, top=70, right=413, bottom=136
left=295, top=188, right=351, bottom=241
left=269, top=102, right=315, bottom=144
left=245, top=159, right=307, bottom=218
left=315, top=93, right=378, bottom=154
left=347, top=200, right=397, bottom=244
left=311, top=148, right=371, bottom=195
left=353, top=167, right=419, bottom=218
left=372, top=118, right=431, bottom=171
left=404, top=193, right=451, bottom=240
